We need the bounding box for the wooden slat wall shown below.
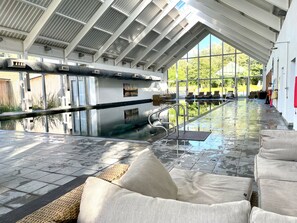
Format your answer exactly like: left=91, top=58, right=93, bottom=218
left=0, top=80, right=15, bottom=105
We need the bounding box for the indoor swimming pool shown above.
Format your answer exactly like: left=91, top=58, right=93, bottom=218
left=0, top=100, right=226, bottom=141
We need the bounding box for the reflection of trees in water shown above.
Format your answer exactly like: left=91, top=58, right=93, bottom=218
left=0, top=114, right=63, bottom=132
left=0, top=120, right=16, bottom=130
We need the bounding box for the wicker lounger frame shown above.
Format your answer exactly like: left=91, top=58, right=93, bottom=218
left=17, top=164, right=129, bottom=223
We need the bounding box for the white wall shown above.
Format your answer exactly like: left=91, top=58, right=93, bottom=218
left=97, top=79, right=166, bottom=104
left=266, top=0, right=297, bottom=128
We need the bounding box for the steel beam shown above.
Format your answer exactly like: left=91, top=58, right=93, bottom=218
left=144, top=20, right=199, bottom=69
left=194, top=10, right=270, bottom=59
left=188, top=0, right=276, bottom=42
left=209, top=29, right=267, bottom=64
left=114, top=0, right=179, bottom=65
left=187, top=0, right=274, bottom=49
left=94, top=0, right=153, bottom=62
left=220, top=0, right=281, bottom=31
left=263, top=0, right=289, bottom=11
left=131, top=12, right=190, bottom=68
left=163, top=31, right=209, bottom=71
left=23, top=0, right=63, bottom=52
left=64, top=0, right=115, bottom=57
left=155, top=25, right=206, bottom=71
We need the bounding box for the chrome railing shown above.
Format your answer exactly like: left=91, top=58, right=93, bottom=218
left=148, top=103, right=186, bottom=138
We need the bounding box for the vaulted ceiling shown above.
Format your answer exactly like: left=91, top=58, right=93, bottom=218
left=0, top=0, right=290, bottom=72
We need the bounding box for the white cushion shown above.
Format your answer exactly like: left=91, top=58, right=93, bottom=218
left=78, top=177, right=251, bottom=223
left=113, top=149, right=177, bottom=199
left=260, top=130, right=297, bottom=161
left=258, top=179, right=297, bottom=217
left=170, top=168, right=253, bottom=204
left=250, top=207, right=297, bottom=223
left=255, top=154, right=297, bottom=182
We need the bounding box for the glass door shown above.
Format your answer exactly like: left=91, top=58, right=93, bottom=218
left=236, top=77, right=248, bottom=97
left=222, top=78, right=235, bottom=98
left=177, top=80, right=187, bottom=98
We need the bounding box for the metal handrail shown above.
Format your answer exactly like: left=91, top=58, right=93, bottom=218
left=148, top=103, right=186, bottom=138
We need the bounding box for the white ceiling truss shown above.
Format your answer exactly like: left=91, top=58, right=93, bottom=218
left=114, top=0, right=180, bottom=65
left=157, top=27, right=209, bottom=71
left=0, top=0, right=291, bottom=72
left=164, top=30, right=209, bottom=71
left=64, top=0, right=115, bottom=57
left=194, top=8, right=270, bottom=60
left=93, top=0, right=153, bottom=62
left=130, top=11, right=190, bottom=68
left=23, top=0, right=63, bottom=52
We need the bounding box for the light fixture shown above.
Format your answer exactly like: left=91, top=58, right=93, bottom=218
left=103, top=57, right=108, bottom=62
left=7, top=59, right=26, bottom=68
left=59, top=65, right=69, bottom=71
left=78, top=52, right=85, bottom=58
left=92, top=69, right=100, bottom=74
left=114, top=72, right=122, bottom=77
left=44, top=45, right=51, bottom=51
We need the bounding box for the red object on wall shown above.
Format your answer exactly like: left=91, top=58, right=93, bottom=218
left=294, top=77, right=297, bottom=108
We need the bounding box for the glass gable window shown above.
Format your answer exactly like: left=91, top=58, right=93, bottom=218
left=167, top=34, right=263, bottom=98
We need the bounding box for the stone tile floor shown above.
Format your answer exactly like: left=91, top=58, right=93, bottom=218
left=0, top=99, right=288, bottom=216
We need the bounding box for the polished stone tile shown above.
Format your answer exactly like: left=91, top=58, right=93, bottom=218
left=38, top=173, right=66, bottom=184
left=0, top=206, right=12, bottom=215
left=32, top=184, right=59, bottom=196
left=0, top=190, right=26, bottom=204
left=15, top=181, right=48, bottom=193
left=0, top=99, right=288, bottom=217
left=54, top=176, right=76, bottom=186
left=5, top=194, right=38, bottom=208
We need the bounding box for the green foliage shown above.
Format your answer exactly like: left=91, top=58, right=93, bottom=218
left=0, top=104, right=21, bottom=114
left=47, top=93, right=60, bottom=109
left=32, top=93, right=60, bottom=110
left=250, top=59, right=263, bottom=76
left=211, top=81, right=219, bottom=88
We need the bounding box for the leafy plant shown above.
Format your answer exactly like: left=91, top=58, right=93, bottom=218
left=0, top=104, right=21, bottom=114
left=32, top=93, right=60, bottom=110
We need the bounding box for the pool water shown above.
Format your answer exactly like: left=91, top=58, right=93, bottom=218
left=0, top=100, right=225, bottom=141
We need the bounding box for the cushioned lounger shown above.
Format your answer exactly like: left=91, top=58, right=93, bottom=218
left=170, top=168, right=253, bottom=204
left=258, top=179, right=297, bottom=217
left=254, top=154, right=297, bottom=182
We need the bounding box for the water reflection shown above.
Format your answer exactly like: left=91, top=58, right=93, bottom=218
left=0, top=100, right=225, bottom=141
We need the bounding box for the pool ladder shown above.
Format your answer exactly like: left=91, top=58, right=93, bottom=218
left=148, top=103, right=186, bottom=138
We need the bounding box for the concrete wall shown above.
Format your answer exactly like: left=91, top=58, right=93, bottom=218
left=266, top=0, right=297, bottom=129
left=97, top=78, right=166, bottom=104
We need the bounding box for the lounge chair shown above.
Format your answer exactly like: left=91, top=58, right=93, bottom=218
left=226, top=91, right=235, bottom=99
left=255, top=130, right=297, bottom=217
left=9, top=149, right=253, bottom=223
left=204, top=91, right=212, bottom=99
left=185, top=92, right=194, bottom=99
left=195, top=92, right=205, bottom=99
left=213, top=91, right=220, bottom=99
left=248, top=91, right=257, bottom=99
